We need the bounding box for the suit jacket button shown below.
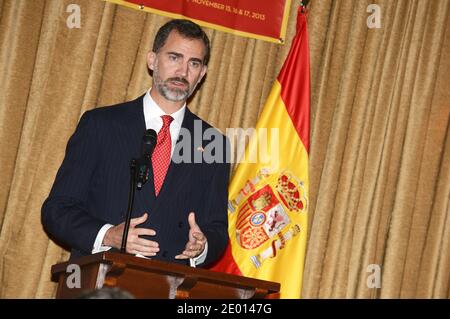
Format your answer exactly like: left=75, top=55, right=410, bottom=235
left=178, top=222, right=183, bottom=228
left=162, top=251, right=167, bottom=257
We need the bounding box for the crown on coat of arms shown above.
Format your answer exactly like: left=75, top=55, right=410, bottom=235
left=275, top=172, right=307, bottom=212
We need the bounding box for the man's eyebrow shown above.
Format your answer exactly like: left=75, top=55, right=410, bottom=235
left=189, top=57, right=203, bottom=64
left=167, top=51, right=183, bottom=58
left=166, top=52, right=203, bottom=64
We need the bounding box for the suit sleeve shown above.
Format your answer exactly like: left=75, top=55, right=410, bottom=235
left=41, top=110, right=106, bottom=254
left=199, top=136, right=231, bottom=267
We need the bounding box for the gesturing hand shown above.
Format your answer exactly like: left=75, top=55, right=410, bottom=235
left=103, top=213, right=159, bottom=257
left=175, top=212, right=207, bottom=260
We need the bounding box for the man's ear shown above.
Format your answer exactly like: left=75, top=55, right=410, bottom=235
left=147, top=51, right=156, bottom=70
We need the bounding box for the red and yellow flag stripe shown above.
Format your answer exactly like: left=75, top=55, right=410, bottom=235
left=211, top=9, right=310, bottom=299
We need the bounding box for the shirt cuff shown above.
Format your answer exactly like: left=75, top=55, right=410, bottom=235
left=189, top=241, right=208, bottom=267
left=92, top=224, right=114, bottom=254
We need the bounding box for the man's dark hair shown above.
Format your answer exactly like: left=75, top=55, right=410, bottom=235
left=152, top=19, right=211, bottom=66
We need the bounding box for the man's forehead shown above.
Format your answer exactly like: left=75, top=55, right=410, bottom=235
left=159, top=31, right=206, bottom=58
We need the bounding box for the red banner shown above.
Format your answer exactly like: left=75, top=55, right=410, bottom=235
left=106, top=0, right=292, bottom=43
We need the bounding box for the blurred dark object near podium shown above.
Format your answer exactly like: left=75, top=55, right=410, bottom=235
left=78, top=286, right=135, bottom=299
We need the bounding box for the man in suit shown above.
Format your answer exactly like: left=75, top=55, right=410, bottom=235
left=42, top=19, right=230, bottom=268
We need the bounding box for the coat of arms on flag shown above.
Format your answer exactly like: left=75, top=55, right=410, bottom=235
left=229, top=169, right=307, bottom=269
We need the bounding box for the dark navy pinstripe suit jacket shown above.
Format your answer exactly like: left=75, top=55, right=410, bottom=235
left=42, top=95, right=230, bottom=267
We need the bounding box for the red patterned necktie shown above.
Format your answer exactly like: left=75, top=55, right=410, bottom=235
left=152, top=115, right=174, bottom=196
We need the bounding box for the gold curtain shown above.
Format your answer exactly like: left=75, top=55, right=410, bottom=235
left=304, top=0, right=450, bottom=298
left=0, top=0, right=448, bottom=298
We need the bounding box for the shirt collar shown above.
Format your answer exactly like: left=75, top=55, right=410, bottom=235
left=143, top=89, right=185, bottom=128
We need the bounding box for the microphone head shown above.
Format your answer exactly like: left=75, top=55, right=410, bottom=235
left=144, top=129, right=157, bottom=145
left=142, top=129, right=157, bottom=157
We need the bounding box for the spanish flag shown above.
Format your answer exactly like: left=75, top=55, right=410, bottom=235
left=210, top=8, right=310, bottom=299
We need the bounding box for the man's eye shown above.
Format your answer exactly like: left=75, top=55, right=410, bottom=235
left=189, top=61, right=201, bottom=68
left=169, top=55, right=178, bottom=61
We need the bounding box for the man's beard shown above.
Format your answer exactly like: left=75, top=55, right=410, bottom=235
left=153, top=66, right=196, bottom=102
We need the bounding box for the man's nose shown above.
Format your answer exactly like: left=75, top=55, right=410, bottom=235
left=176, top=61, right=188, bottom=77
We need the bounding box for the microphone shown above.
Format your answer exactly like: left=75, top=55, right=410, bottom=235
left=121, top=129, right=157, bottom=253
left=136, top=129, right=157, bottom=190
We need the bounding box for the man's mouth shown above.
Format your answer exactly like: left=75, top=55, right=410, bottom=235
left=170, top=82, right=185, bottom=87
left=167, top=78, right=189, bottom=88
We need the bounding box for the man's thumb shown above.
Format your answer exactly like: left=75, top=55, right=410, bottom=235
left=188, top=212, right=197, bottom=229
left=131, top=212, right=148, bottom=226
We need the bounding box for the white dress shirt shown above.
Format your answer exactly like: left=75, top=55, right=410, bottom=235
left=92, top=89, right=207, bottom=267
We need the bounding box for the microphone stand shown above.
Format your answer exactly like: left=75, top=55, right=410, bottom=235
left=120, top=128, right=156, bottom=254
left=120, top=158, right=137, bottom=253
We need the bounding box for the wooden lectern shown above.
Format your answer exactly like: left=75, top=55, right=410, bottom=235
left=51, top=252, right=280, bottom=299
